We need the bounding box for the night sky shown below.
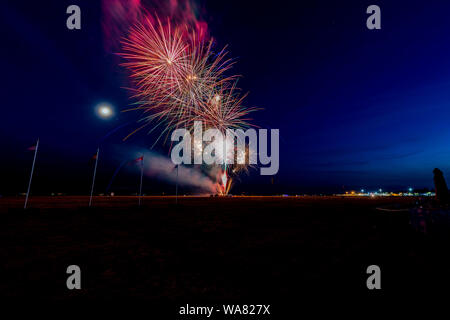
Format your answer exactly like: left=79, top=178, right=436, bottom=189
left=1, top=0, right=450, bottom=195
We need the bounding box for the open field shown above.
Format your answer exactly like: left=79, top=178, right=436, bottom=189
left=0, top=196, right=449, bottom=303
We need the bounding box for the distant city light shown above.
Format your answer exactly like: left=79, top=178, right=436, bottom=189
left=338, top=188, right=434, bottom=197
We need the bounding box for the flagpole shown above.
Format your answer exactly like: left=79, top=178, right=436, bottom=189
left=89, top=147, right=99, bottom=207
left=139, top=156, right=144, bottom=206
left=24, top=138, right=39, bottom=209
left=175, top=164, right=179, bottom=205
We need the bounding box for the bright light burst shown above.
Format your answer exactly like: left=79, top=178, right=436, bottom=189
left=120, top=16, right=258, bottom=194
left=121, top=18, right=188, bottom=103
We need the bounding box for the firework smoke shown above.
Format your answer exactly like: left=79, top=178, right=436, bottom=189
left=110, top=146, right=217, bottom=193
left=142, top=151, right=216, bottom=193
left=102, top=0, right=208, bottom=51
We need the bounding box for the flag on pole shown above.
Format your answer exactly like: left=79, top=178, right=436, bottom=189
left=89, top=148, right=100, bottom=207
left=24, top=138, right=39, bottom=209
left=27, top=145, right=37, bottom=151
left=175, top=164, right=179, bottom=204
left=138, top=155, right=144, bottom=206
left=127, top=156, right=144, bottom=166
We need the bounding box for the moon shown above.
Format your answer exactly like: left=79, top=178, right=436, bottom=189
left=96, top=103, right=114, bottom=119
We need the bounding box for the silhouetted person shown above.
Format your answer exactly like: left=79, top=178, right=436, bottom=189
left=433, top=168, right=449, bottom=204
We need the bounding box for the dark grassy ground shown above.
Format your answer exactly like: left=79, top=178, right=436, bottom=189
left=0, top=196, right=449, bottom=305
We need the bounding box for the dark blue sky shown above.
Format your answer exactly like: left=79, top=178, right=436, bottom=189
left=1, top=0, right=450, bottom=195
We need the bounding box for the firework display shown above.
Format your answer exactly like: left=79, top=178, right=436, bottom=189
left=120, top=16, right=258, bottom=194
